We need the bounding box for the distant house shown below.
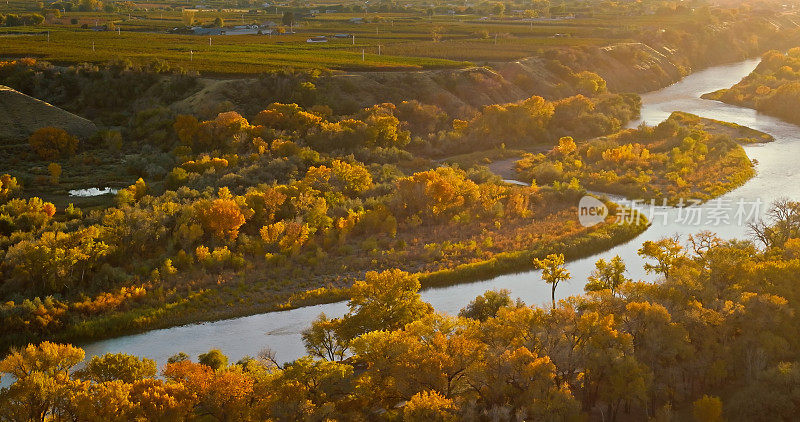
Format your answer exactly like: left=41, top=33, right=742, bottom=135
left=333, top=33, right=351, bottom=38
left=348, top=17, right=364, bottom=24
left=306, top=36, right=328, bottom=43
left=309, top=9, right=320, bottom=14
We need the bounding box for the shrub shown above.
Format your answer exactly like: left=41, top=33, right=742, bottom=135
left=28, top=127, right=79, bottom=160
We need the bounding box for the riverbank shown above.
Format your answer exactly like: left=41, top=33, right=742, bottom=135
left=30, top=60, right=773, bottom=356
left=39, top=200, right=648, bottom=350
left=72, top=56, right=793, bottom=367
left=702, top=48, right=800, bottom=126
left=514, top=111, right=773, bottom=204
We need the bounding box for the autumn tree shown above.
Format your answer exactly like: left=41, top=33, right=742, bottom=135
left=337, top=269, right=433, bottom=340
left=163, top=360, right=253, bottom=420
left=693, top=395, right=723, bottom=422
left=465, top=346, right=582, bottom=419
left=302, top=159, right=373, bottom=201
left=404, top=390, right=455, bottom=421
left=74, top=353, right=156, bottom=383
left=302, top=313, right=348, bottom=361
left=253, top=102, right=321, bottom=132
left=533, top=253, right=570, bottom=310
left=4, top=226, right=110, bottom=293
left=0, top=197, right=55, bottom=235
left=47, top=163, right=61, bottom=185
left=0, top=173, right=21, bottom=203
left=65, top=380, right=134, bottom=422
left=244, top=186, right=286, bottom=227
left=465, top=95, right=554, bottom=147
left=195, top=196, right=247, bottom=241
left=28, top=127, right=79, bottom=160
left=0, top=342, right=85, bottom=421
left=585, top=255, right=630, bottom=296
left=638, top=237, right=684, bottom=278
left=351, top=314, right=484, bottom=407
left=117, top=177, right=147, bottom=204
left=174, top=114, right=199, bottom=145
left=268, top=356, right=357, bottom=419
left=393, top=166, right=480, bottom=222
left=128, top=379, right=195, bottom=421
left=749, top=199, right=800, bottom=249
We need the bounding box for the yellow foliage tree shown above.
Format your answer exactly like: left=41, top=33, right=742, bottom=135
left=48, top=163, right=62, bottom=185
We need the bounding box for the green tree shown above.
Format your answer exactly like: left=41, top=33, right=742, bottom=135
left=585, top=255, right=630, bottom=296
left=198, top=349, right=228, bottom=370
left=281, top=11, right=295, bottom=26
left=458, top=289, right=515, bottom=321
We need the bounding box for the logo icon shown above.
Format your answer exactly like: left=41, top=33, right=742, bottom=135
left=578, top=196, right=608, bottom=227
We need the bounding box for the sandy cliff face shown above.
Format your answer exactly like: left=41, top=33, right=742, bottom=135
left=0, top=86, right=97, bottom=143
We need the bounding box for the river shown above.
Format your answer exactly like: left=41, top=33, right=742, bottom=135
left=82, top=57, right=799, bottom=366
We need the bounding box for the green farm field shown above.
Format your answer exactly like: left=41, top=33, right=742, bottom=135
left=0, top=0, right=714, bottom=74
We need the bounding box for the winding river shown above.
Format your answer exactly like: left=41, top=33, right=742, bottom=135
left=82, top=57, right=800, bottom=366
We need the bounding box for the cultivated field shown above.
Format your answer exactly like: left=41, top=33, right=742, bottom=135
left=0, top=0, right=720, bottom=73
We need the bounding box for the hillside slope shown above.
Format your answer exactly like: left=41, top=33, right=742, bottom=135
left=0, top=85, right=97, bottom=143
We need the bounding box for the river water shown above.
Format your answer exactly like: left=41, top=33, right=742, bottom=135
left=82, top=57, right=800, bottom=366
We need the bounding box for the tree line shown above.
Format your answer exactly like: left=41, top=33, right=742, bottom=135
left=4, top=201, right=800, bottom=420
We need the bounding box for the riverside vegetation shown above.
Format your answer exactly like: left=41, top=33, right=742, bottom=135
left=0, top=55, right=649, bottom=351
left=0, top=0, right=797, bottom=420
left=6, top=204, right=800, bottom=420
left=0, top=20, right=779, bottom=359
left=704, top=48, right=800, bottom=126
left=515, top=111, right=770, bottom=203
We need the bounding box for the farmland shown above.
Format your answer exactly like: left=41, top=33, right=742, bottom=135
left=0, top=0, right=767, bottom=73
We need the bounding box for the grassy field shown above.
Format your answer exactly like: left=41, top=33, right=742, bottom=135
left=0, top=28, right=470, bottom=72
left=0, top=0, right=713, bottom=73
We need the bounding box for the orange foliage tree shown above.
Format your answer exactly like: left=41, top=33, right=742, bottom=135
left=194, top=197, right=247, bottom=241
left=28, top=127, right=79, bottom=160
